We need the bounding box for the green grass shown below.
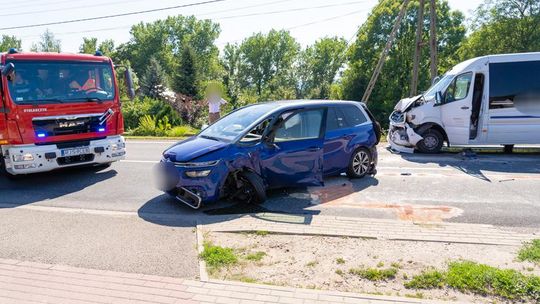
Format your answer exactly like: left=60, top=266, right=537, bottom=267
left=404, top=269, right=446, bottom=289
left=404, top=292, right=424, bottom=299
left=518, top=239, right=540, bottom=264
left=254, top=230, right=269, bottom=236
left=200, top=242, right=238, bottom=269
left=335, top=269, right=344, bottom=275
left=376, top=261, right=385, bottom=268
left=404, top=261, right=540, bottom=302
left=349, top=267, right=398, bottom=281
left=230, top=274, right=258, bottom=283
left=245, top=251, right=266, bottom=262
left=335, top=257, right=345, bottom=264
left=306, top=261, right=318, bottom=267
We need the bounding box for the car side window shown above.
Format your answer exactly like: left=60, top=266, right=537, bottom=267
left=340, top=105, right=367, bottom=127
left=239, top=117, right=273, bottom=143
left=326, top=107, right=346, bottom=131
left=274, top=109, right=324, bottom=142
left=444, top=72, right=472, bottom=103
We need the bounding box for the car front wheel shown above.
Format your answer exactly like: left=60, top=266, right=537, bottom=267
left=347, top=147, right=372, bottom=178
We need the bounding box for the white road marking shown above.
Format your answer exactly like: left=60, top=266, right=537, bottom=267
left=121, top=160, right=159, bottom=163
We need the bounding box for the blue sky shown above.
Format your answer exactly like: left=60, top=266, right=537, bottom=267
left=3, top=0, right=482, bottom=53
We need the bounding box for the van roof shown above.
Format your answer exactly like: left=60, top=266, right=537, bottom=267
left=451, top=52, right=540, bottom=74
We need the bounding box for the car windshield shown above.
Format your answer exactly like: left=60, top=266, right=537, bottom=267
left=199, top=103, right=276, bottom=142
left=6, top=60, right=115, bottom=105
left=423, top=73, right=454, bottom=100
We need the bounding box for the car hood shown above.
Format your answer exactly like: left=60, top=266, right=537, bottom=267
left=163, top=136, right=229, bottom=162
left=394, top=94, right=423, bottom=112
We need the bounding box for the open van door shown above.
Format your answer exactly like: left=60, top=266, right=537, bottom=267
left=261, top=108, right=325, bottom=188
left=439, top=72, right=474, bottom=145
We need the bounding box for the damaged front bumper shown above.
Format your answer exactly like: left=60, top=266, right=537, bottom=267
left=387, top=111, right=423, bottom=153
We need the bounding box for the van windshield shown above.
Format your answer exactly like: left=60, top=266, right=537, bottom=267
left=199, top=103, right=276, bottom=142
left=6, top=60, right=115, bottom=105
left=423, top=73, right=454, bottom=100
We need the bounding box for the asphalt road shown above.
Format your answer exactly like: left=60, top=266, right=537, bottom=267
left=1, top=139, right=539, bottom=277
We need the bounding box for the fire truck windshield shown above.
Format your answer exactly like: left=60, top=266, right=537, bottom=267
left=6, top=60, right=115, bottom=105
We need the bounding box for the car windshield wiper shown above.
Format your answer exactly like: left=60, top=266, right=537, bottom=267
left=200, top=135, right=221, bottom=141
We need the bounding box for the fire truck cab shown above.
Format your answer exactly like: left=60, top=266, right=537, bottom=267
left=0, top=49, right=134, bottom=176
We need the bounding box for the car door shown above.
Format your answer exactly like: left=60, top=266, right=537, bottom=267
left=323, top=106, right=355, bottom=175
left=260, top=108, right=325, bottom=188
left=440, top=72, right=474, bottom=145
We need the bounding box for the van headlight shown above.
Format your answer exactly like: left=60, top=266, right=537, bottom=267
left=185, top=170, right=211, bottom=178
left=12, top=153, right=34, bottom=162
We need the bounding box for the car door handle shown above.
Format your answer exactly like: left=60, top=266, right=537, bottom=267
left=307, top=147, right=321, bottom=152
left=461, top=106, right=470, bottom=110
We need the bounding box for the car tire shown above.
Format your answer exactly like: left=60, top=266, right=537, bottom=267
left=346, top=147, right=372, bottom=179
left=417, top=129, right=444, bottom=154
left=238, top=171, right=267, bottom=204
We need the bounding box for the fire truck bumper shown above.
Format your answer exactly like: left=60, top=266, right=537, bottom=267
left=1, top=135, right=126, bottom=175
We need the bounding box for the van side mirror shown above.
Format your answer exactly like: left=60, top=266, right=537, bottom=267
left=432, top=76, right=440, bottom=85
left=435, top=91, right=443, bottom=104
left=123, top=68, right=135, bottom=100
left=2, top=63, right=15, bottom=80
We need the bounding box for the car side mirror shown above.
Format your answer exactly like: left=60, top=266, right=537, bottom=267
left=435, top=91, right=443, bottom=104
left=123, top=68, right=135, bottom=100
left=2, top=63, right=15, bottom=81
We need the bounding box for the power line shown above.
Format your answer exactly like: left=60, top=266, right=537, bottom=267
left=0, top=0, right=226, bottom=31
left=216, top=1, right=363, bottom=20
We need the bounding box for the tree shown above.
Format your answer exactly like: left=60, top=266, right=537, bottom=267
left=221, top=43, right=241, bottom=106
left=79, top=37, right=98, bottom=54
left=340, top=0, right=465, bottom=125
left=139, top=57, right=169, bottom=100
left=0, top=35, right=22, bottom=52
left=296, top=37, right=348, bottom=99
left=98, top=39, right=115, bottom=57
left=30, top=29, right=61, bottom=52
left=237, top=30, right=300, bottom=97
left=458, top=0, right=540, bottom=59
left=174, top=46, right=199, bottom=97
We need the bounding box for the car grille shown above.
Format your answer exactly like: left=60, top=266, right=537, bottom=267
left=390, top=111, right=405, bottom=123
left=33, top=115, right=102, bottom=137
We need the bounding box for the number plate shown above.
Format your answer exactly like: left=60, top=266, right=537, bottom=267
left=61, top=147, right=90, bottom=157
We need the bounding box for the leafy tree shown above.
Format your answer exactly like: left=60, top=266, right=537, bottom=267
left=341, top=0, right=465, bottom=125
left=237, top=29, right=300, bottom=97
left=79, top=37, right=98, bottom=54
left=139, top=57, right=169, bottom=100
left=458, top=0, right=540, bottom=59
left=296, top=36, right=348, bottom=99
left=30, top=29, right=61, bottom=52
left=0, top=35, right=22, bottom=52
left=98, top=39, right=115, bottom=57
left=221, top=43, right=241, bottom=106
left=174, top=46, right=199, bottom=97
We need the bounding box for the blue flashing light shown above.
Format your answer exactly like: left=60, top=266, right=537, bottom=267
left=98, top=127, right=106, bottom=132
left=37, top=133, right=46, bottom=138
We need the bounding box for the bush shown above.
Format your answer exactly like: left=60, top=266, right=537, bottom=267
left=122, top=97, right=182, bottom=131
left=518, top=239, right=540, bottom=264
left=167, top=125, right=198, bottom=137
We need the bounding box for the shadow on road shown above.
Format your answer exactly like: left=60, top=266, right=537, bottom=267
left=137, top=175, right=379, bottom=227
left=0, top=166, right=117, bottom=208
left=395, top=149, right=540, bottom=182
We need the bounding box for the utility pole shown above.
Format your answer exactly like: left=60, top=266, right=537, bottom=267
left=361, top=0, right=410, bottom=104
left=410, top=0, right=425, bottom=96
left=429, top=0, right=438, bottom=82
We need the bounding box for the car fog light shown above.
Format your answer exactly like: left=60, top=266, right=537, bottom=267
left=14, top=163, right=37, bottom=169
left=185, top=170, right=211, bottom=178
left=12, top=153, right=34, bottom=162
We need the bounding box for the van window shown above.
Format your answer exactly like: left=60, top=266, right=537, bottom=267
left=489, top=61, right=540, bottom=109
left=274, top=109, right=323, bottom=142
left=340, top=105, right=367, bottom=127
left=326, top=107, right=346, bottom=131
left=444, top=72, right=472, bottom=103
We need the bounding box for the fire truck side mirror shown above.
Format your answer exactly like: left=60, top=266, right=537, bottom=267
left=124, top=68, right=135, bottom=100
left=2, top=63, right=15, bottom=81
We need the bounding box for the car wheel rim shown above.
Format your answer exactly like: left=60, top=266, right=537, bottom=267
left=352, top=151, right=370, bottom=175
left=238, top=176, right=255, bottom=203
left=424, top=135, right=438, bottom=149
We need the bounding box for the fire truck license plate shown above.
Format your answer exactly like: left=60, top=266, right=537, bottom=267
left=61, top=147, right=91, bottom=157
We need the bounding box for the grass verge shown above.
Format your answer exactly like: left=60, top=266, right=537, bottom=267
left=518, top=239, right=540, bottom=264
left=405, top=261, right=540, bottom=302
left=349, top=267, right=398, bottom=281
left=200, top=241, right=238, bottom=271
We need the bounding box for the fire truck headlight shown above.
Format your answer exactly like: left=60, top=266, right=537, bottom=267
left=111, top=143, right=125, bottom=151
left=12, top=153, right=34, bottom=162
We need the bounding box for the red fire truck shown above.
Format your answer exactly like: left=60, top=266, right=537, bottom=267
left=0, top=49, right=134, bottom=176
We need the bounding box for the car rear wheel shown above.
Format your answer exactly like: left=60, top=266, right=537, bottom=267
left=235, top=171, right=266, bottom=204
left=347, top=147, right=372, bottom=178
left=417, top=129, right=444, bottom=154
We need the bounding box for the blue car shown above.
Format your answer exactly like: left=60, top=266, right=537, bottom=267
left=155, top=100, right=381, bottom=209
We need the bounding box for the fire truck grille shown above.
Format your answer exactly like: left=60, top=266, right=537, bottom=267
left=33, top=116, right=103, bottom=137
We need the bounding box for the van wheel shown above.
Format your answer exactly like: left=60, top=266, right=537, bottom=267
left=347, top=147, right=372, bottom=178
left=417, top=129, right=444, bottom=154
left=236, top=172, right=266, bottom=204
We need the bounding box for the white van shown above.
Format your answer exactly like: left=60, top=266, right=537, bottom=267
left=388, top=52, right=540, bottom=153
